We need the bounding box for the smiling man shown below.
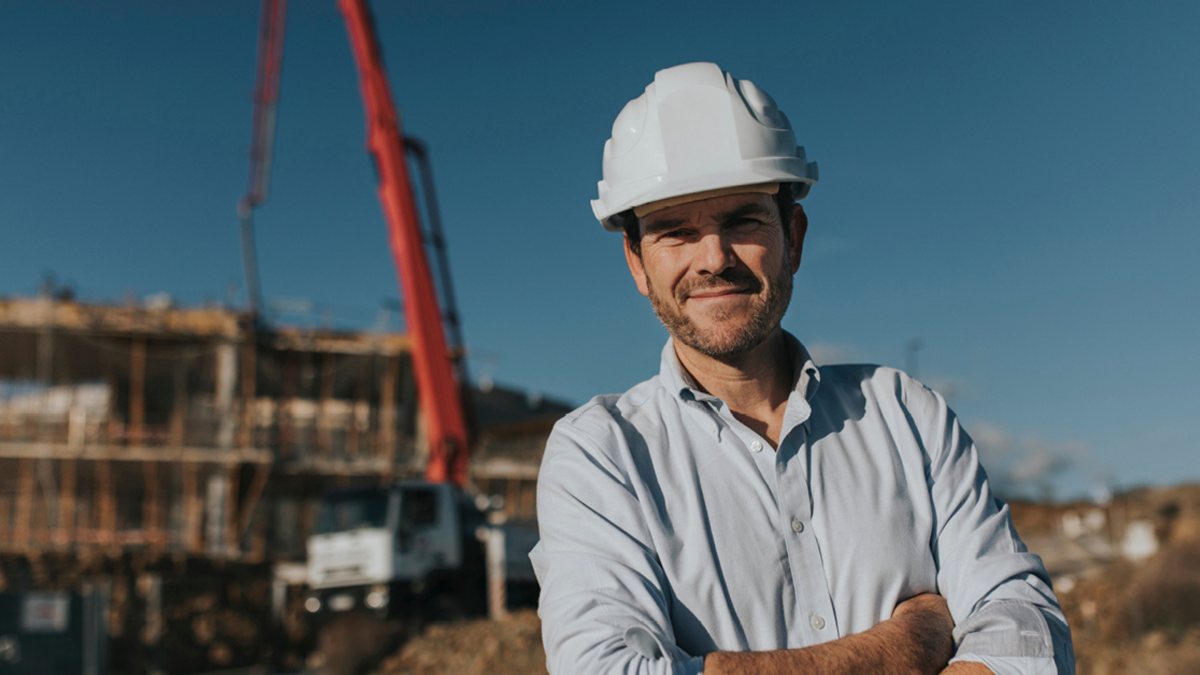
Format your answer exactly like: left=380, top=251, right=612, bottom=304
left=530, top=63, right=1073, bottom=674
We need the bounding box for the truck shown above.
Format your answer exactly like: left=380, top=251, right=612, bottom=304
left=304, top=481, right=540, bottom=622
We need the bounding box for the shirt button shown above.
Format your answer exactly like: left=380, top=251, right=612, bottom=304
left=708, top=421, right=718, bottom=433
left=811, top=615, right=825, bottom=630
left=750, top=441, right=763, bottom=453
left=791, top=519, right=804, bottom=533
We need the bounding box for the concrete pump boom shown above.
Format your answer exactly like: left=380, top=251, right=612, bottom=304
left=238, top=0, right=288, bottom=323
left=339, top=0, right=471, bottom=486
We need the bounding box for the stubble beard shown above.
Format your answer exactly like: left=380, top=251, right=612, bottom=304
left=646, top=255, right=793, bottom=363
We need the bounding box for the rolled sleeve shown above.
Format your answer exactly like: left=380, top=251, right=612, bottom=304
left=949, top=599, right=1074, bottom=674
left=532, top=415, right=704, bottom=675
left=906, top=377, right=1075, bottom=674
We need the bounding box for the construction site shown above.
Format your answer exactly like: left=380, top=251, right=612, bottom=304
left=4, top=1, right=1198, bottom=674
left=0, top=0, right=568, bottom=671
left=0, top=291, right=565, bottom=673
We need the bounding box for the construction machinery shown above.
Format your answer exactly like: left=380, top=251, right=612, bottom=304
left=305, top=481, right=539, bottom=621
left=236, top=0, right=538, bottom=627
left=238, top=0, right=473, bottom=489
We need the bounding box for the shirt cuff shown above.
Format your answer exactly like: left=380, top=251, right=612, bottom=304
left=677, top=655, right=705, bottom=675
left=623, top=625, right=705, bottom=675
left=950, top=653, right=1057, bottom=675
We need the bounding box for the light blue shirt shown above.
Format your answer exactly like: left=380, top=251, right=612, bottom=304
left=531, top=334, right=1073, bottom=674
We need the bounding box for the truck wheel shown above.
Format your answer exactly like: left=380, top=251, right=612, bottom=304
left=427, top=593, right=465, bottom=623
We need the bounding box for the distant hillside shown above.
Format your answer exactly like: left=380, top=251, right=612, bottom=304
left=1011, top=483, right=1200, bottom=674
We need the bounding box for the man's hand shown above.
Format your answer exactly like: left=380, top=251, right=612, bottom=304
left=703, top=593, right=957, bottom=675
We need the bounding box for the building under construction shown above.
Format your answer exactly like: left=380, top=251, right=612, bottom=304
left=0, top=292, right=567, bottom=672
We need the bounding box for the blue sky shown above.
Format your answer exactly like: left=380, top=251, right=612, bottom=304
left=2, top=1, right=1197, bottom=500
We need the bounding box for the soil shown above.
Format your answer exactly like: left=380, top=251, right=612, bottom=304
left=376, top=610, right=545, bottom=675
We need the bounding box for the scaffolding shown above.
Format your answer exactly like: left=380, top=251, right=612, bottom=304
left=0, top=292, right=575, bottom=671
left=0, top=295, right=429, bottom=561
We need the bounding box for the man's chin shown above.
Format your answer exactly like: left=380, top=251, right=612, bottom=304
left=650, top=287, right=785, bottom=361
left=672, top=322, right=773, bottom=360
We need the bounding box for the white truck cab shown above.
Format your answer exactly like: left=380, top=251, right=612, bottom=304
left=305, top=481, right=534, bottom=621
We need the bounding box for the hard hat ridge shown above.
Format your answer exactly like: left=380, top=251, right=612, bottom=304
left=592, top=62, right=818, bottom=231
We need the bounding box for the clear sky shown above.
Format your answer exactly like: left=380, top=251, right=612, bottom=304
left=2, top=1, right=1197, bottom=500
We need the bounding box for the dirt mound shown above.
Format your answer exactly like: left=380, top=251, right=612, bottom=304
left=1062, top=535, right=1200, bottom=674
left=377, top=610, right=545, bottom=675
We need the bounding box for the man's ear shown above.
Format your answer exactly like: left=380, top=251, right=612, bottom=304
left=788, top=203, right=808, bottom=275
left=624, top=236, right=651, bottom=298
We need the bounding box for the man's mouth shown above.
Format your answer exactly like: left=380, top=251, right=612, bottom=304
left=680, top=275, right=761, bottom=301
left=686, top=286, right=748, bottom=300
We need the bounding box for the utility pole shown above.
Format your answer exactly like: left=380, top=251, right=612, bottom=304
left=905, top=339, right=923, bottom=380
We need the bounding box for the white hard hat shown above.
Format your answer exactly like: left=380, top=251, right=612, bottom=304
left=591, top=62, right=818, bottom=231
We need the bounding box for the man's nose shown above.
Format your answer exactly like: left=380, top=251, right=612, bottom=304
left=695, top=232, right=736, bottom=275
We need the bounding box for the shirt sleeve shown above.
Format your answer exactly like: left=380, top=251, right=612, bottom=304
left=904, top=376, right=1075, bottom=674
left=530, top=415, right=705, bottom=675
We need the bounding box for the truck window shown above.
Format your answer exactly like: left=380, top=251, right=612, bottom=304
left=402, top=489, right=438, bottom=530
left=314, top=492, right=389, bottom=534
left=398, top=489, right=439, bottom=551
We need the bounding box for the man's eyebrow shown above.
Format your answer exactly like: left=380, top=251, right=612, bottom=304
left=643, top=202, right=775, bottom=236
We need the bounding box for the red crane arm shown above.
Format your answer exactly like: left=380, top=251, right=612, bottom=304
left=240, top=0, right=288, bottom=212
left=238, top=0, right=288, bottom=319
left=339, top=0, right=470, bottom=486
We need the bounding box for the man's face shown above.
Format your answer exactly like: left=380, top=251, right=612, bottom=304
left=624, top=192, right=807, bottom=361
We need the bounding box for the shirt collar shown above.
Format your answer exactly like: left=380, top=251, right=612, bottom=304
left=658, top=331, right=822, bottom=405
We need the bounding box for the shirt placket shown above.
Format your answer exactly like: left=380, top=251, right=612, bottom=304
left=773, top=422, right=838, bottom=646
left=701, top=393, right=840, bottom=648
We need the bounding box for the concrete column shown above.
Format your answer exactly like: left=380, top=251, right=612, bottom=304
left=58, top=459, right=76, bottom=545
left=129, top=337, right=146, bottom=446
left=141, top=572, right=163, bottom=673
left=379, top=356, right=398, bottom=463
left=205, top=472, right=227, bottom=556
left=169, top=350, right=188, bottom=447
left=319, top=352, right=336, bottom=457
left=484, top=512, right=508, bottom=620
left=239, top=340, right=257, bottom=449
left=184, top=463, right=201, bottom=554
left=215, top=341, right=238, bottom=449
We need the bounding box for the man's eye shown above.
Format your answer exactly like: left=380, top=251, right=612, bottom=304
left=654, top=229, right=692, bottom=242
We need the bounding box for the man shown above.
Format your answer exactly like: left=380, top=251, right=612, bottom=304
left=530, top=62, right=1073, bottom=674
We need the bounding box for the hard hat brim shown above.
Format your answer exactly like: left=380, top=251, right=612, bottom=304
left=593, top=170, right=816, bottom=232
left=633, top=183, right=780, bottom=218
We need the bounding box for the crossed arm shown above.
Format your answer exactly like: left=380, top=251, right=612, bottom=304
left=702, top=593, right=991, bottom=675
left=531, top=450, right=1009, bottom=675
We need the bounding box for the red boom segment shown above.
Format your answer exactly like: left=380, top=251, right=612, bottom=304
left=241, top=0, right=288, bottom=211
left=339, top=0, right=470, bottom=486
left=238, top=0, right=289, bottom=319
